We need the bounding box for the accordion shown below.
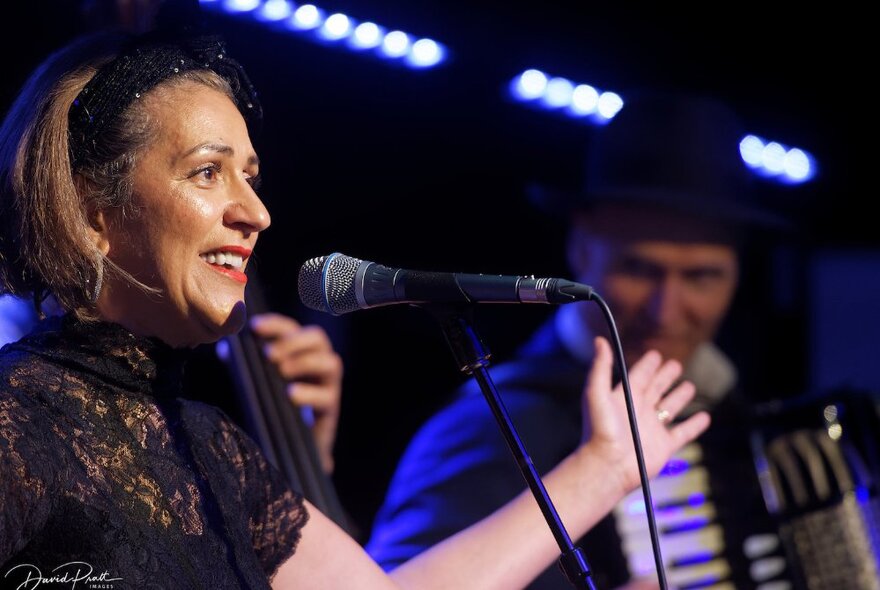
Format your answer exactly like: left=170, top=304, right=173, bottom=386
left=610, top=389, right=880, bottom=589
left=752, top=389, right=880, bottom=589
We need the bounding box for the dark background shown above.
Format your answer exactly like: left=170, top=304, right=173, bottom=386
left=1, top=1, right=871, bottom=539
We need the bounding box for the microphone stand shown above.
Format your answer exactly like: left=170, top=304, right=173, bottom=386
left=421, top=304, right=598, bottom=590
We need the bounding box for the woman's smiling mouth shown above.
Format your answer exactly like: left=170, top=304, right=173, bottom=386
left=200, top=245, right=251, bottom=283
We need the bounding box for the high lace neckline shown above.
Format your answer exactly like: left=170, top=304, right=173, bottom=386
left=1, top=313, right=308, bottom=586
left=10, top=313, right=190, bottom=400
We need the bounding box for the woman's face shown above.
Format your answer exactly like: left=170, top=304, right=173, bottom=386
left=97, top=81, right=270, bottom=347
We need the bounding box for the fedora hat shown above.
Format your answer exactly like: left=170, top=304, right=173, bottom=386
left=528, top=92, right=787, bottom=228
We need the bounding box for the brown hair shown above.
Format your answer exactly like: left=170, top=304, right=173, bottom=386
left=0, top=34, right=233, bottom=318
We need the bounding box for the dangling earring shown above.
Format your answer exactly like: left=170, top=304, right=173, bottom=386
left=89, top=257, right=104, bottom=304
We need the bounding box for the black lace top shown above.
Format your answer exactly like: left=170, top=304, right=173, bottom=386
left=0, top=316, right=308, bottom=589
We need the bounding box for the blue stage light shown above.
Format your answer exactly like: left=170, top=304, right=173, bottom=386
left=596, top=91, right=624, bottom=120
left=739, top=135, right=815, bottom=182
left=783, top=147, right=812, bottom=181
left=320, top=13, right=352, bottom=40
left=507, top=66, right=816, bottom=182
left=382, top=30, right=411, bottom=58
left=224, top=0, right=260, bottom=12
left=257, top=0, right=291, bottom=21
left=542, top=77, right=574, bottom=108
left=291, top=4, right=322, bottom=29
left=739, top=135, right=765, bottom=168
left=570, top=84, right=599, bottom=115
left=513, top=69, right=548, bottom=100
left=761, top=142, right=787, bottom=174
left=202, top=1, right=446, bottom=69
left=352, top=22, right=383, bottom=49
left=511, top=69, right=620, bottom=124
left=408, top=38, right=444, bottom=68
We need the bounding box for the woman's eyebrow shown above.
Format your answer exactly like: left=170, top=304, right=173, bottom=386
left=177, top=143, right=259, bottom=167
left=178, top=142, right=233, bottom=161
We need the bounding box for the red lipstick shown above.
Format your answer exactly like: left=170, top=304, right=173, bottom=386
left=201, top=245, right=252, bottom=284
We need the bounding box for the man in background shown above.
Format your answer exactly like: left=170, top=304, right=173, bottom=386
left=367, top=93, right=791, bottom=589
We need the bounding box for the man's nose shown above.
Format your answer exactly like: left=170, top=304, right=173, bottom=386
left=647, top=276, right=687, bottom=327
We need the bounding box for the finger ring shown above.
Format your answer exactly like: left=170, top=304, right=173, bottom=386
left=656, top=409, right=671, bottom=423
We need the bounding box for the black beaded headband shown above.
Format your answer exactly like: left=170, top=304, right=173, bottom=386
left=67, top=34, right=262, bottom=170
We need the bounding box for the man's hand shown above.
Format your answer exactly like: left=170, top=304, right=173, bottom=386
left=250, top=313, right=343, bottom=474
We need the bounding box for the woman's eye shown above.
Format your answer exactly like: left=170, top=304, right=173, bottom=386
left=190, top=164, right=220, bottom=183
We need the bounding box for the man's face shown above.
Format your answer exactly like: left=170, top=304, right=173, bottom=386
left=568, top=205, right=740, bottom=367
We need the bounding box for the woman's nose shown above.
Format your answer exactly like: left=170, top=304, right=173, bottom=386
left=225, top=179, right=271, bottom=233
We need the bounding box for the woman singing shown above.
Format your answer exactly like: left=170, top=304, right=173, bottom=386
left=0, top=31, right=709, bottom=589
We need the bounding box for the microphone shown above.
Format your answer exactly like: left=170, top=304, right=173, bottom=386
left=298, top=253, right=594, bottom=315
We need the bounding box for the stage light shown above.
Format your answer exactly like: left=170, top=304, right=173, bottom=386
left=783, top=148, right=812, bottom=181
left=739, top=135, right=815, bottom=183
left=510, top=69, right=620, bottom=124
left=596, top=91, right=624, bottom=120
left=508, top=65, right=816, bottom=182
left=352, top=22, right=383, bottom=49
left=202, top=1, right=447, bottom=69
left=223, top=0, right=260, bottom=12
left=542, top=77, right=574, bottom=108
left=408, top=38, right=444, bottom=68
left=570, top=84, right=599, bottom=115
left=761, top=142, right=787, bottom=174
left=320, top=13, right=352, bottom=40
left=382, top=30, right=411, bottom=58
left=257, top=0, right=291, bottom=21
left=513, top=69, right=548, bottom=100
left=739, top=135, right=765, bottom=167
left=291, top=4, right=322, bottom=29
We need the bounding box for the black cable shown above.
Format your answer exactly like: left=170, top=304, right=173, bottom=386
left=591, top=293, right=668, bottom=590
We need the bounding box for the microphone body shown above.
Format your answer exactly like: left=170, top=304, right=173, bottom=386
left=298, top=253, right=593, bottom=315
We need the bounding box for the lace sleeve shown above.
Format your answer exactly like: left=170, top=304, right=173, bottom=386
left=198, top=404, right=310, bottom=579
left=0, top=390, right=55, bottom=566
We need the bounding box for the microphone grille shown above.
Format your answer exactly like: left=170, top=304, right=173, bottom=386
left=298, top=255, right=328, bottom=312
left=298, top=253, right=364, bottom=315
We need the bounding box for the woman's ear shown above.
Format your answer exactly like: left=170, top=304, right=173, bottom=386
left=77, top=173, right=112, bottom=256
left=86, top=205, right=111, bottom=256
